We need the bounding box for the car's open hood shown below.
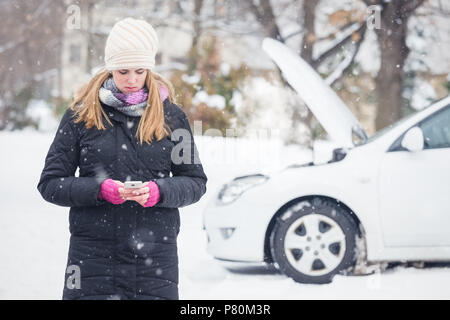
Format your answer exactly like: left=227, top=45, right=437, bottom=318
left=262, top=38, right=367, bottom=147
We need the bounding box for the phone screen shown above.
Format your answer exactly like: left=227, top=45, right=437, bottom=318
left=124, top=181, right=143, bottom=188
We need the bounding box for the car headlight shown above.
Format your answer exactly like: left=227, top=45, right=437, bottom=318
left=216, top=174, right=269, bottom=205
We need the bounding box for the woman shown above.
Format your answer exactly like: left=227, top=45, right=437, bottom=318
left=37, top=18, right=207, bottom=300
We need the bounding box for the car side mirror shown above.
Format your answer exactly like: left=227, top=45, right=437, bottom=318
left=401, top=127, right=424, bottom=152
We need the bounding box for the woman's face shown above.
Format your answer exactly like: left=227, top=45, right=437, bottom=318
left=111, top=68, right=148, bottom=93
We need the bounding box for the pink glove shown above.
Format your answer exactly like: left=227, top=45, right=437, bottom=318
left=142, top=181, right=160, bottom=207
left=98, top=179, right=125, bottom=205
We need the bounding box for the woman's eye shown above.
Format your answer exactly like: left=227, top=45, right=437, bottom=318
left=119, top=71, right=127, bottom=75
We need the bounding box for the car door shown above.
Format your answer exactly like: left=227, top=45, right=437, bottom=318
left=379, top=105, right=450, bottom=247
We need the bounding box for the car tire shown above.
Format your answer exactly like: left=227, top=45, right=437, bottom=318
left=270, top=197, right=359, bottom=284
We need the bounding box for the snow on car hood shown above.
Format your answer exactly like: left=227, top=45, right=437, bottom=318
left=262, top=38, right=367, bottom=147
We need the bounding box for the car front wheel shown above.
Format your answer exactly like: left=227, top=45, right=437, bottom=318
left=270, top=198, right=359, bottom=284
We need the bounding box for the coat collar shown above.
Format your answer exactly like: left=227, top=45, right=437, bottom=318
left=100, top=99, right=171, bottom=125
left=101, top=102, right=130, bottom=124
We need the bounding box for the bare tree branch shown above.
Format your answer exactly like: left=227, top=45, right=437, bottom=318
left=301, top=0, right=319, bottom=64
left=404, top=0, right=426, bottom=14
left=312, top=23, right=367, bottom=68
left=246, top=0, right=283, bottom=41
left=326, top=28, right=367, bottom=87
left=362, top=0, right=380, bottom=7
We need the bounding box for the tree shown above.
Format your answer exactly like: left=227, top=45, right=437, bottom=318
left=246, top=0, right=430, bottom=133
left=247, top=0, right=283, bottom=40
left=0, top=0, right=66, bottom=130
left=187, top=0, right=204, bottom=74
left=363, top=0, right=425, bottom=130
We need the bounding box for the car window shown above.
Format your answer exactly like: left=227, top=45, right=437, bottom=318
left=419, top=105, right=450, bottom=149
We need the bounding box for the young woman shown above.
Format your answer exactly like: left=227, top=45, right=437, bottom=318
left=37, top=17, right=207, bottom=300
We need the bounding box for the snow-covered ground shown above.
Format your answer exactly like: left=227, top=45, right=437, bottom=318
left=1, top=131, right=450, bottom=300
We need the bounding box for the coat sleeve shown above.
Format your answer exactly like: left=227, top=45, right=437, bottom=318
left=153, top=107, right=208, bottom=208
left=37, top=108, right=107, bottom=208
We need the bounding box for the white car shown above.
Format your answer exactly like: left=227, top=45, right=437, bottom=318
left=202, top=38, right=450, bottom=284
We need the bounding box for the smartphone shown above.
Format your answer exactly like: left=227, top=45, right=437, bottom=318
left=124, top=181, right=143, bottom=189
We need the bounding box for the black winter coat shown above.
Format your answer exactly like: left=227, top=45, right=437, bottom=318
left=37, top=100, right=207, bottom=300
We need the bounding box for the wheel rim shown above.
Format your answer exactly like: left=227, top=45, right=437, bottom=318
left=283, top=213, right=346, bottom=277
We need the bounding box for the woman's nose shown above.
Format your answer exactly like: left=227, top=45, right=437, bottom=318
left=127, top=75, right=137, bottom=84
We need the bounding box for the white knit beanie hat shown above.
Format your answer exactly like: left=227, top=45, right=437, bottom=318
left=104, top=17, right=159, bottom=71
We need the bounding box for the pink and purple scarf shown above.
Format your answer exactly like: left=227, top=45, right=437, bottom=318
left=99, top=77, right=168, bottom=117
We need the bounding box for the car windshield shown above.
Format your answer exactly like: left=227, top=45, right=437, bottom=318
left=359, top=108, right=422, bottom=145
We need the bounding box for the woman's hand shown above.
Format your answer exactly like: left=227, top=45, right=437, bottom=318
left=98, top=179, right=127, bottom=205
left=118, top=181, right=160, bottom=207
left=118, top=182, right=151, bottom=206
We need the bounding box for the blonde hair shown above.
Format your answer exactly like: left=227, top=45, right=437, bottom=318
left=69, top=69, right=176, bottom=144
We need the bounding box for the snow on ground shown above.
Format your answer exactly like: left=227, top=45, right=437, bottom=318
left=1, top=131, right=450, bottom=299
